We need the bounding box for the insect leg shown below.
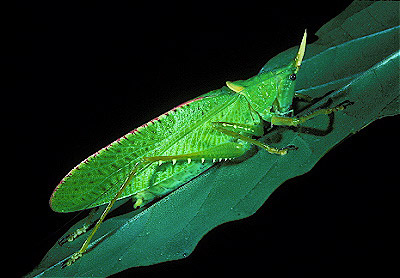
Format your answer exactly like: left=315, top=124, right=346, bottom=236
left=294, top=92, right=313, bottom=102
left=271, top=101, right=352, bottom=127
left=131, top=143, right=250, bottom=208
left=211, top=122, right=296, bottom=155
left=210, top=122, right=264, bottom=136
left=63, top=160, right=151, bottom=267
left=58, top=207, right=99, bottom=246
left=143, top=142, right=249, bottom=164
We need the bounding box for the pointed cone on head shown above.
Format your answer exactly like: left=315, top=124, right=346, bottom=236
left=294, top=30, right=307, bottom=70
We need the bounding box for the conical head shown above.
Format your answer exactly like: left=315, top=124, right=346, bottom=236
left=294, top=30, right=307, bottom=71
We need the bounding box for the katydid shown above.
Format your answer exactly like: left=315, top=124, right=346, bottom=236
left=50, top=30, right=347, bottom=266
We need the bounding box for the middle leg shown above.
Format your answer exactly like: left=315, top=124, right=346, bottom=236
left=211, top=122, right=297, bottom=155
left=271, top=101, right=351, bottom=127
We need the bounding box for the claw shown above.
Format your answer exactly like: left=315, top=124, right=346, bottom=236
left=338, top=100, right=354, bottom=109
left=62, top=252, right=83, bottom=268
left=285, top=144, right=299, bottom=151
left=58, top=224, right=90, bottom=246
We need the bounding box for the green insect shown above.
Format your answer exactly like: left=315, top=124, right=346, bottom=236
left=50, top=30, right=347, bottom=266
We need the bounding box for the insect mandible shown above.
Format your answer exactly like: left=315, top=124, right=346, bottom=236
left=50, top=30, right=348, bottom=266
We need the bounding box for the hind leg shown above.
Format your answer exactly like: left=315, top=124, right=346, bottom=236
left=133, top=142, right=251, bottom=208
left=63, top=160, right=151, bottom=267
left=64, top=142, right=250, bottom=266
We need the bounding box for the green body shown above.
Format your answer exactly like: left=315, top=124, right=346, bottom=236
left=51, top=31, right=354, bottom=267
left=50, top=33, right=306, bottom=213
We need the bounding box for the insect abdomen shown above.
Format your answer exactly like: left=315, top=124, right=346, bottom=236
left=132, top=161, right=213, bottom=207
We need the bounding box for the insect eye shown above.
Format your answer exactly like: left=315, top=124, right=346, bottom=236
left=289, top=73, right=296, bottom=81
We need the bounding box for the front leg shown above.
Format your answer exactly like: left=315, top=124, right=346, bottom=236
left=294, top=92, right=313, bottom=102
left=271, top=102, right=351, bottom=127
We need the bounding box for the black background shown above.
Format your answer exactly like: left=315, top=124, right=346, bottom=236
left=7, top=1, right=399, bottom=277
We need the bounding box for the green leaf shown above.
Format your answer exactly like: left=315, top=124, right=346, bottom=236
left=29, top=2, right=399, bottom=277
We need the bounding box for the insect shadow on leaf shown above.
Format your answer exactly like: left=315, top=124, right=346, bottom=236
left=287, top=90, right=354, bottom=136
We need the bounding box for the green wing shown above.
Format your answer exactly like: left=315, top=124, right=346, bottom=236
left=50, top=88, right=260, bottom=212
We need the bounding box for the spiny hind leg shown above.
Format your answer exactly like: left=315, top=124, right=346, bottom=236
left=142, top=141, right=249, bottom=164
left=63, top=160, right=151, bottom=267
left=211, top=122, right=297, bottom=155
left=133, top=142, right=251, bottom=208
left=65, top=142, right=250, bottom=266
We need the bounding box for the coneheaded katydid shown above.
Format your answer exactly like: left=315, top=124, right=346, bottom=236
left=50, top=30, right=349, bottom=266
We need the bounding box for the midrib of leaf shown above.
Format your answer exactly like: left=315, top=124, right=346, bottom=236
left=302, top=25, right=399, bottom=70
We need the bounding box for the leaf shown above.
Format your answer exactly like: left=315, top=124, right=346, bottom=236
left=28, top=2, right=399, bottom=277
